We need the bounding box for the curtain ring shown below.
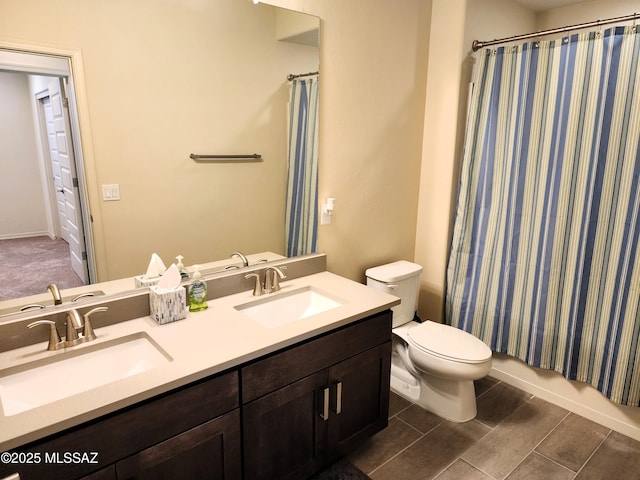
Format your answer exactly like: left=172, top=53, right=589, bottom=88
left=595, top=18, right=603, bottom=37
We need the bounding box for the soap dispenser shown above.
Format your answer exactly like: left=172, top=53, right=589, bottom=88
left=188, top=266, right=208, bottom=312
left=176, top=255, right=189, bottom=280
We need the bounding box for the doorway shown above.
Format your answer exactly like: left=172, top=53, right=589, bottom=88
left=0, top=48, right=94, bottom=299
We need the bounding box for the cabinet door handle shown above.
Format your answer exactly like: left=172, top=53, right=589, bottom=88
left=335, top=382, right=343, bottom=414
left=320, top=387, right=330, bottom=421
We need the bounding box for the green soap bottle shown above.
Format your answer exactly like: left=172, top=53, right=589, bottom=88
left=188, top=267, right=208, bottom=312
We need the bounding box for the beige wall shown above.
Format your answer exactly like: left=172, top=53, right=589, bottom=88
left=0, top=71, right=47, bottom=238
left=414, top=0, right=468, bottom=323
left=2, top=0, right=429, bottom=286
left=414, top=0, right=536, bottom=322
left=0, top=0, right=317, bottom=281
left=260, top=0, right=432, bottom=282
left=538, top=0, right=640, bottom=28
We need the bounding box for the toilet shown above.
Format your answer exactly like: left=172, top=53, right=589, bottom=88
left=366, top=261, right=492, bottom=422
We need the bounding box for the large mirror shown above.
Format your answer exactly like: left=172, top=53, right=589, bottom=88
left=0, top=0, right=319, bottom=315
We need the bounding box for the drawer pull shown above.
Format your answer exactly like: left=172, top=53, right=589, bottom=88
left=320, top=387, right=330, bottom=420
left=335, top=382, right=343, bottom=415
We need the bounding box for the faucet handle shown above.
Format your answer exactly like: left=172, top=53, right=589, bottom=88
left=71, top=292, right=96, bottom=302
left=245, top=273, right=264, bottom=296
left=20, top=303, right=45, bottom=312
left=83, top=306, right=108, bottom=341
left=27, top=320, right=63, bottom=351
left=270, top=266, right=287, bottom=293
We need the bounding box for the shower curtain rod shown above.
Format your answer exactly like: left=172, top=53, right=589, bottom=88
left=287, top=71, right=319, bottom=81
left=472, top=11, right=640, bottom=51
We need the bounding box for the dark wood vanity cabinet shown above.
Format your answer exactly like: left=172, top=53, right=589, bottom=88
left=0, top=310, right=392, bottom=480
left=115, top=409, right=241, bottom=479
left=0, top=371, right=241, bottom=480
left=241, top=311, right=392, bottom=480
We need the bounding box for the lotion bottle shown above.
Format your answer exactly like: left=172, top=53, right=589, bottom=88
left=188, top=266, right=208, bottom=312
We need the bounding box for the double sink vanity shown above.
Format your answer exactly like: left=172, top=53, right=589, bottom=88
left=0, top=253, right=399, bottom=480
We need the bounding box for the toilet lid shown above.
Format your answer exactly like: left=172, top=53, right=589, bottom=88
left=365, top=261, right=422, bottom=283
left=407, top=321, right=491, bottom=364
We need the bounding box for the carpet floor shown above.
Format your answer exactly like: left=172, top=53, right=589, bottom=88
left=0, top=236, right=84, bottom=301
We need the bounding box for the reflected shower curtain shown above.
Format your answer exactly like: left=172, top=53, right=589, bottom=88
left=446, top=26, right=640, bottom=405
left=285, top=76, right=319, bottom=257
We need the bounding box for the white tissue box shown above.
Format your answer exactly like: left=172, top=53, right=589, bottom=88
left=135, top=275, right=162, bottom=289
left=149, top=287, right=187, bottom=325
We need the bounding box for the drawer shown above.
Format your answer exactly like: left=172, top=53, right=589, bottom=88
left=241, top=310, right=392, bottom=403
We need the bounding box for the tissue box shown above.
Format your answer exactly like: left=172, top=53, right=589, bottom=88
left=135, top=275, right=162, bottom=289
left=149, top=287, right=187, bottom=325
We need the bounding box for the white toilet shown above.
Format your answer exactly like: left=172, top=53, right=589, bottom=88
left=366, top=261, right=492, bottom=422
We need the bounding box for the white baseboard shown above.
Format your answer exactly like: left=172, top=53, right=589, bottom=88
left=490, top=353, right=640, bottom=441
left=0, top=231, right=52, bottom=241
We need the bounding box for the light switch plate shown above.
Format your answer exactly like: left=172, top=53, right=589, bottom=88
left=102, top=184, right=120, bottom=201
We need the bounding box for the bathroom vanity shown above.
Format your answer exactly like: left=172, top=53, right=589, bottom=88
left=0, top=258, right=398, bottom=480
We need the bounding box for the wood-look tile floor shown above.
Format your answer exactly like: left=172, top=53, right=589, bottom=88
left=348, top=377, right=640, bottom=480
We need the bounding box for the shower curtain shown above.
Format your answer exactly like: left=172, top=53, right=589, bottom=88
left=446, top=26, right=640, bottom=406
left=285, top=76, right=319, bottom=257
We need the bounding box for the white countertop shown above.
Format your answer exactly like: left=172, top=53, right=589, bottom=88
left=0, top=271, right=399, bottom=451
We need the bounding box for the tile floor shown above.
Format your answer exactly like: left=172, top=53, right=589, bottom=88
left=348, top=377, right=640, bottom=480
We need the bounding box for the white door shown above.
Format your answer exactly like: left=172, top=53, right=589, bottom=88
left=42, top=95, right=69, bottom=241
left=47, top=77, right=89, bottom=284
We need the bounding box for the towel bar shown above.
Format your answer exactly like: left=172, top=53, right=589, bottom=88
left=190, top=153, right=262, bottom=162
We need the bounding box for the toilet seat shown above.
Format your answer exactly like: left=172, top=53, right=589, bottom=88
left=406, top=321, right=491, bottom=364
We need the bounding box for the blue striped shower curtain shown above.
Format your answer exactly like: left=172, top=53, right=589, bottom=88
left=285, top=76, right=319, bottom=257
left=446, top=26, right=640, bottom=406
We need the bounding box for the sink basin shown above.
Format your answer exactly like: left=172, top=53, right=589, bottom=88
left=0, top=333, right=172, bottom=416
left=235, top=286, right=345, bottom=328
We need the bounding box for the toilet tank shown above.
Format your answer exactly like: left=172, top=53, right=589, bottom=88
left=365, top=261, right=422, bottom=328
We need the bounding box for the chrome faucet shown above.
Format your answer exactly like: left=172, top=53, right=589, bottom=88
left=27, top=307, right=109, bottom=351
left=47, top=284, right=62, bottom=305
left=65, top=309, right=84, bottom=345
left=244, top=266, right=287, bottom=296
left=231, top=251, right=249, bottom=267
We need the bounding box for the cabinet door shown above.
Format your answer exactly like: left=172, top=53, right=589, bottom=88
left=327, top=342, right=391, bottom=460
left=79, top=466, right=116, bottom=480
left=243, top=371, right=329, bottom=480
left=115, top=409, right=241, bottom=480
